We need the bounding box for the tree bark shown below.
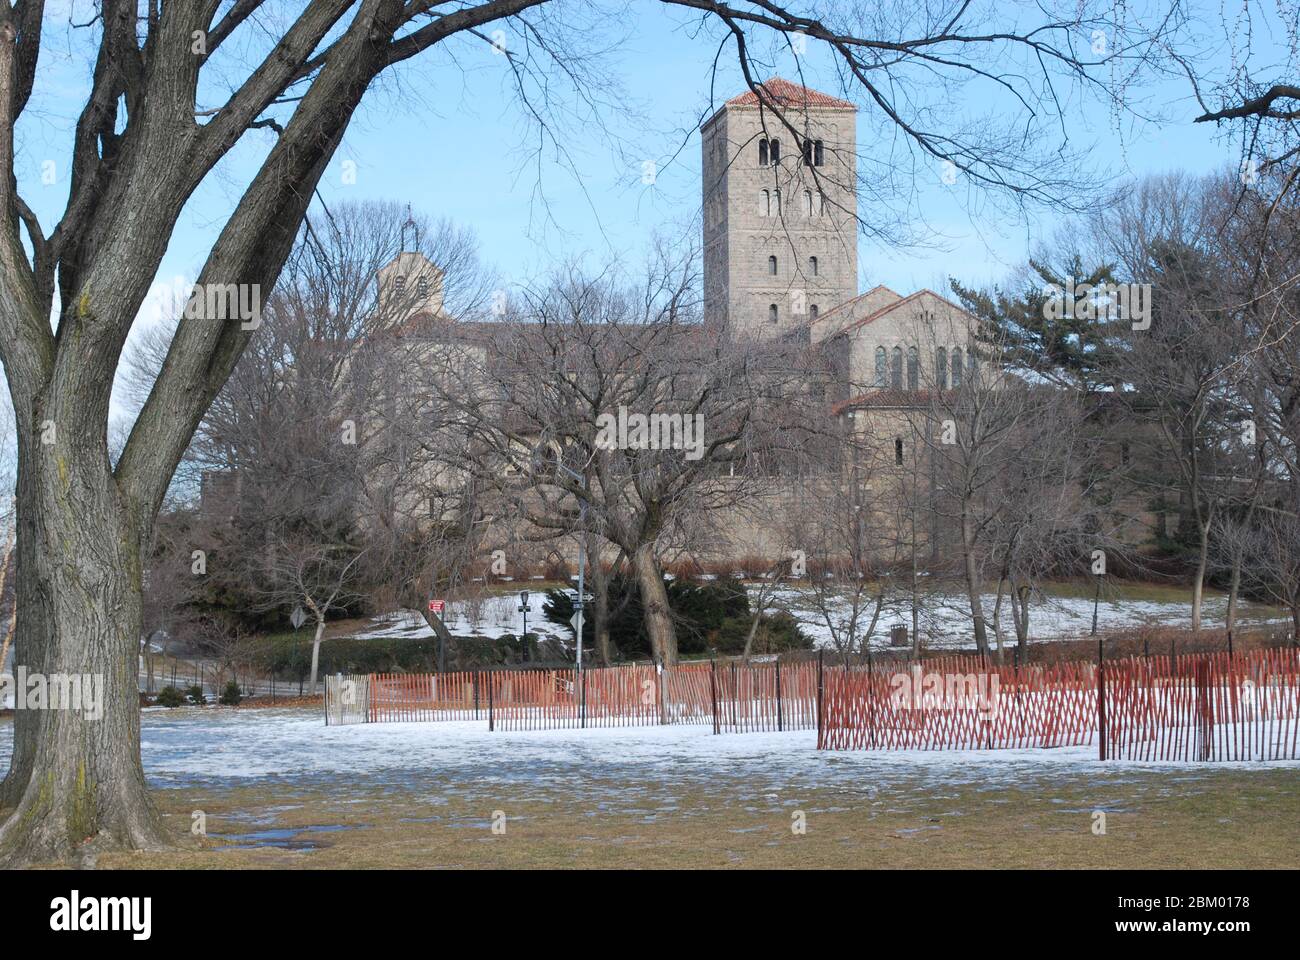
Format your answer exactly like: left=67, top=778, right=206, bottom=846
left=0, top=432, right=167, bottom=864
left=960, top=507, right=989, bottom=656
left=309, top=619, right=326, bottom=694
left=632, top=543, right=677, bottom=664
left=1191, top=519, right=1209, bottom=633
left=587, top=532, right=611, bottom=665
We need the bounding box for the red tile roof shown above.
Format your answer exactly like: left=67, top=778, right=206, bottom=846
left=832, top=389, right=946, bottom=415
left=725, top=77, right=857, bottom=110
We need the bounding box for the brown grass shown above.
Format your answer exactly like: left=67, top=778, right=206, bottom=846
left=82, top=765, right=1300, bottom=870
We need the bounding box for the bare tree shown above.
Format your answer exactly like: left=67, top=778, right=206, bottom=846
left=0, top=0, right=1190, bottom=862
left=443, top=247, right=810, bottom=663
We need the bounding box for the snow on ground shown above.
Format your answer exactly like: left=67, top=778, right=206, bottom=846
left=3, top=708, right=1294, bottom=801
left=343, top=582, right=1290, bottom=652
left=352, top=592, right=571, bottom=644
left=762, top=584, right=1290, bottom=650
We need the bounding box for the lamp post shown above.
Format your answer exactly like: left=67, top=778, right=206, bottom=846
left=518, top=590, right=530, bottom=661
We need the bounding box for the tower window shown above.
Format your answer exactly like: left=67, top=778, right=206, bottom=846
left=907, top=347, right=919, bottom=390
left=808, top=256, right=818, bottom=277
left=768, top=255, right=778, bottom=275
left=809, top=304, right=819, bottom=320
left=814, top=140, right=824, bottom=166
left=936, top=347, right=948, bottom=389
left=804, top=190, right=813, bottom=216
left=894, top=438, right=904, bottom=465
left=759, top=139, right=769, bottom=166
left=417, top=276, right=430, bottom=300
left=874, top=347, right=887, bottom=387
left=769, top=139, right=780, bottom=164
left=760, top=190, right=770, bottom=217
left=891, top=346, right=903, bottom=389
left=802, top=139, right=814, bottom=165
left=951, top=348, right=963, bottom=388
left=394, top=275, right=406, bottom=296
left=768, top=303, right=779, bottom=324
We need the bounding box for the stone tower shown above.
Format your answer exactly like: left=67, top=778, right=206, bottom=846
left=376, top=212, right=445, bottom=325
left=701, top=77, right=858, bottom=338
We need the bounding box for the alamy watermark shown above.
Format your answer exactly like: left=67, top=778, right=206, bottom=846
left=149, top=276, right=262, bottom=330
left=1, top=667, right=104, bottom=720
left=889, top=666, right=1001, bottom=719
left=594, top=406, right=705, bottom=461
left=1042, top=277, right=1151, bottom=331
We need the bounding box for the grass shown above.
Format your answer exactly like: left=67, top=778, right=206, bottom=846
left=87, top=764, right=1300, bottom=870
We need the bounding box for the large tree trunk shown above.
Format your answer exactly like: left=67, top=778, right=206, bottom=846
left=0, top=434, right=167, bottom=865
left=309, top=619, right=326, bottom=694
left=587, top=532, right=611, bottom=665
left=960, top=508, right=989, bottom=656
left=1226, top=547, right=1243, bottom=632
left=1191, top=520, right=1209, bottom=633
left=632, top=543, right=677, bottom=664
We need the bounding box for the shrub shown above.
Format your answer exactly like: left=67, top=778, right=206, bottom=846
left=155, top=686, right=185, bottom=708
left=186, top=684, right=207, bottom=706
left=712, top=611, right=813, bottom=655
left=219, top=680, right=242, bottom=706
left=543, top=572, right=756, bottom=659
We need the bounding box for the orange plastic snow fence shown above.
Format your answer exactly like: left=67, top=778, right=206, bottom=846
left=338, top=660, right=819, bottom=733
left=817, top=647, right=1300, bottom=761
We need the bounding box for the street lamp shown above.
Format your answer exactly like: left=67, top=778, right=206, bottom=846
left=517, top=590, right=530, bottom=660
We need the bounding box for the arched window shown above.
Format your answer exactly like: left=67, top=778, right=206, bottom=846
left=768, top=255, right=778, bottom=275
left=907, top=347, right=919, bottom=390
left=936, top=347, right=948, bottom=389
left=768, top=303, right=779, bottom=324
left=818, top=192, right=826, bottom=215
left=814, top=140, right=824, bottom=166
left=894, top=437, right=904, bottom=465
left=804, top=190, right=813, bottom=216
left=809, top=304, right=819, bottom=320
left=759, top=139, right=769, bottom=166
left=760, top=190, right=770, bottom=216
left=968, top=351, right=978, bottom=382
left=890, top=346, right=903, bottom=389
left=874, top=347, right=887, bottom=387
left=808, top=256, right=818, bottom=277
left=394, top=275, right=406, bottom=296
left=950, top=347, right=963, bottom=388
left=773, top=189, right=781, bottom=215
left=769, top=139, right=780, bottom=164
left=417, top=276, right=430, bottom=300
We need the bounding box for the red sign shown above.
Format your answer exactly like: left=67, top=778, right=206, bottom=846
left=428, top=600, right=446, bottom=614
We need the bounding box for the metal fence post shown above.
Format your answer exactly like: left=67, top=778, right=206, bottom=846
left=488, top=670, right=494, bottom=732
left=775, top=658, right=783, bottom=732
left=710, top=659, right=719, bottom=735
left=1097, top=639, right=1107, bottom=762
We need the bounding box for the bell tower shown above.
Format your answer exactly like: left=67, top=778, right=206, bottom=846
left=701, top=78, right=858, bottom=338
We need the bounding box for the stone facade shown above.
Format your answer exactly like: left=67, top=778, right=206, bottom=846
left=702, top=78, right=858, bottom=339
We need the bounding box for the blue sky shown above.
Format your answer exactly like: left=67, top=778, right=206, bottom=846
left=13, top=2, right=1259, bottom=329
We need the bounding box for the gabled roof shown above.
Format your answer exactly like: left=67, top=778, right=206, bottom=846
left=725, top=77, right=858, bottom=110
left=811, top=285, right=903, bottom=328
left=831, top=287, right=976, bottom=336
